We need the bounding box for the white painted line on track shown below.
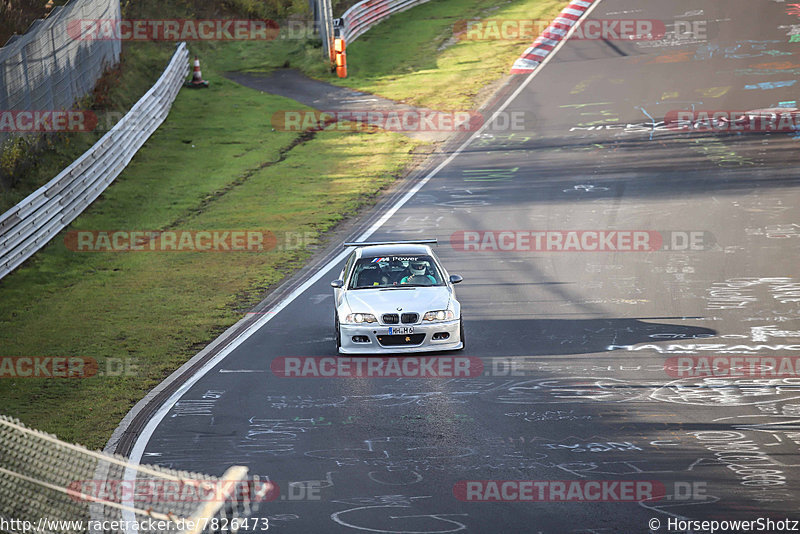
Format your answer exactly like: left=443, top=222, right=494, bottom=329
left=122, top=1, right=606, bottom=527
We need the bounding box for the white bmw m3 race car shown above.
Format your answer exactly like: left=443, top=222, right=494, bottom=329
left=331, top=240, right=464, bottom=354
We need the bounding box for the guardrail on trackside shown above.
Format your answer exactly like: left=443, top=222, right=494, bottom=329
left=339, top=0, right=431, bottom=44
left=0, top=42, right=190, bottom=281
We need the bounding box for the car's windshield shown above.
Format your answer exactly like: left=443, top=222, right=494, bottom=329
left=348, top=255, right=445, bottom=289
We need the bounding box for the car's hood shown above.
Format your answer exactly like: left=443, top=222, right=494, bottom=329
left=344, top=286, right=451, bottom=315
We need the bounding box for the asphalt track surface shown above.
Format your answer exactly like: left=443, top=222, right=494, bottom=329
left=121, top=1, right=800, bottom=532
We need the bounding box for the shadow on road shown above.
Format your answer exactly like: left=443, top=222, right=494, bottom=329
left=464, top=317, right=716, bottom=357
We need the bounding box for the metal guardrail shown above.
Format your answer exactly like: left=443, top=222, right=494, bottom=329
left=0, top=42, right=190, bottom=281
left=339, top=0, right=431, bottom=44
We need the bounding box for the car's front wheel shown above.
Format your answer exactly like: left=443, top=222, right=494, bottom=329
left=458, top=316, right=465, bottom=351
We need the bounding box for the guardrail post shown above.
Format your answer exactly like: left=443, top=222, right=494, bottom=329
left=318, top=0, right=335, bottom=61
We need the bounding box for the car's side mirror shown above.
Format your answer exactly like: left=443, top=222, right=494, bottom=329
left=330, top=279, right=344, bottom=288
left=449, top=275, right=463, bottom=284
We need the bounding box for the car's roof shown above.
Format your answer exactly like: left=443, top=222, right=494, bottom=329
left=357, top=244, right=433, bottom=258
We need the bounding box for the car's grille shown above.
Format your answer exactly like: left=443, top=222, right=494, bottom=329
left=377, top=334, right=425, bottom=346
left=401, top=313, right=418, bottom=324
left=382, top=314, right=399, bottom=324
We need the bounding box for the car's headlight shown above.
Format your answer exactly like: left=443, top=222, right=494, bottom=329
left=345, top=313, right=377, bottom=324
left=423, top=310, right=455, bottom=322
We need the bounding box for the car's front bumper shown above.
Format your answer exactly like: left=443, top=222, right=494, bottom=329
left=338, top=319, right=462, bottom=354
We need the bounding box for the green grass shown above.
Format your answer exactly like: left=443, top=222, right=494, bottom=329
left=0, top=0, right=563, bottom=448
left=0, top=74, right=417, bottom=448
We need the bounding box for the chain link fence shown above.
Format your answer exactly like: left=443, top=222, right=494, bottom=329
left=0, top=415, right=270, bottom=534
left=0, top=0, right=121, bottom=147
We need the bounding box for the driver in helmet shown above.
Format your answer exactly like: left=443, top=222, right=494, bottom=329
left=386, top=258, right=409, bottom=284
left=400, top=260, right=435, bottom=285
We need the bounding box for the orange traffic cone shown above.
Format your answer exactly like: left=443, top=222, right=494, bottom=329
left=185, top=56, right=209, bottom=88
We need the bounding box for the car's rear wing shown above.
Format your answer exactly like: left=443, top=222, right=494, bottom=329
left=343, top=239, right=437, bottom=247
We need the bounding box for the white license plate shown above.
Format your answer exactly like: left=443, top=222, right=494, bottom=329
left=389, top=327, right=414, bottom=335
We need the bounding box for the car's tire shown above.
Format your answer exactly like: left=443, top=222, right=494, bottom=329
left=335, top=313, right=342, bottom=353
left=458, top=316, right=465, bottom=351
